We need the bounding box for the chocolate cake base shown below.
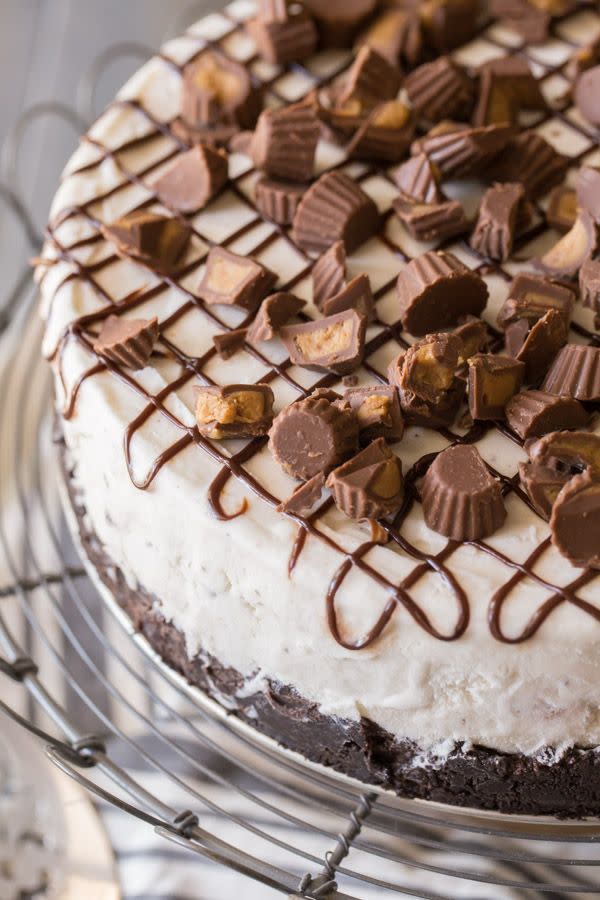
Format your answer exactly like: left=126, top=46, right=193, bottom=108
left=62, top=451, right=600, bottom=818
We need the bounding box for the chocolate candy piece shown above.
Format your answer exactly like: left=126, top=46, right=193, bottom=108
left=322, top=273, right=374, bottom=321
left=474, top=56, right=545, bottom=126
left=269, top=392, right=358, bottom=480
left=389, top=332, right=465, bottom=427
left=576, top=166, right=600, bottom=224
left=250, top=104, right=319, bottom=183
left=538, top=210, right=597, bottom=279
left=181, top=52, right=261, bottom=131
left=470, top=182, right=525, bottom=262
left=337, top=46, right=402, bottom=111
left=102, top=211, right=190, bottom=274
left=247, top=292, right=305, bottom=342
left=419, top=0, right=481, bottom=51
left=396, top=250, right=488, bottom=336
left=519, top=462, right=569, bottom=519
left=488, top=132, right=567, bottom=200
left=255, top=177, right=305, bottom=225
left=93, top=315, right=158, bottom=370
left=468, top=354, right=525, bottom=420
left=472, top=69, right=515, bottom=127
left=151, top=145, right=228, bottom=213
left=171, top=119, right=239, bottom=149
left=497, top=273, right=574, bottom=330
left=292, top=171, right=380, bottom=254
left=213, top=327, right=248, bottom=359
left=356, top=8, right=422, bottom=67
left=347, top=101, right=415, bottom=163
left=490, top=0, right=550, bottom=43
left=312, top=241, right=346, bottom=311
left=574, top=65, right=600, bottom=128
left=512, top=309, right=568, bottom=384
left=340, top=385, right=404, bottom=443
left=302, top=0, right=376, bottom=47
left=197, top=247, right=277, bottom=312
left=411, top=121, right=513, bottom=178
left=246, top=0, right=318, bottom=64
left=404, top=56, right=474, bottom=123
left=546, top=186, right=578, bottom=233
left=551, top=470, right=600, bottom=570
left=393, top=194, right=469, bottom=243
left=277, top=472, right=326, bottom=516
left=505, top=318, right=530, bottom=359
left=566, top=36, right=600, bottom=81
left=327, top=438, right=404, bottom=521
left=421, top=444, right=506, bottom=541
left=391, top=153, right=442, bottom=204
left=453, top=316, right=490, bottom=363
left=579, top=257, right=600, bottom=315
left=281, top=309, right=367, bottom=375
left=527, top=430, right=600, bottom=478
left=195, top=383, right=274, bottom=439
left=506, top=390, right=590, bottom=440
left=543, top=344, right=600, bottom=401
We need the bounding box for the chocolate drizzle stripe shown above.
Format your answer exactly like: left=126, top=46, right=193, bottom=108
left=43, top=4, right=600, bottom=652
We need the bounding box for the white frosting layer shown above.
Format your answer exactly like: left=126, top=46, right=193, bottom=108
left=39, top=5, right=600, bottom=756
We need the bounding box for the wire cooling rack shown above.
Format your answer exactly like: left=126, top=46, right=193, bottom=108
left=3, top=5, right=600, bottom=899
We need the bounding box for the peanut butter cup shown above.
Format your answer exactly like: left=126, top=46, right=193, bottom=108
left=327, top=438, right=404, bottom=520
left=339, top=385, right=404, bottom=443
left=574, top=65, right=600, bottom=128
left=470, top=182, right=525, bottom=262
left=247, top=0, right=318, bottom=64
left=550, top=470, right=600, bottom=570
left=101, top=211, right=191, bottom=274
left=506, top=390, right=590, bottom=440
left=151, top=145, right=228, bottom=213
left=404, top=56, right=474, bottom=123
left=468, top=354, right=525, bottom=420
left=254, top=177, right=305, bottom=225
left=538, top=211, right=597, bottom=278
left=312, top=241, right=347, bottom=311
left=292, top=171, right=380, bottom=254
left=543, top=344, right=600, bottom=401
left=391, top=153, right=442, bottom=204
left=93, top=315, right=159, bottom=370
left=356, top=8, right=422, bottom=67
left=393, top=195, right=469, bottom=243
left=195, top=383, right=274, bottom=439
left=322, top=273, right=374, bottom=321
left=247, top=292, right=306, bottom=343
left=181, top=51, right=261, bottom=131
left=250, top=103, right=320, bottom=183
left=280, top=309, right=367, bottom=374
left=197, top=247, right=277, bottom=311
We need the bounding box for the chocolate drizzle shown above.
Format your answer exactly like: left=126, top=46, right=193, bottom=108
left=40, top=6, right=600, bottom=654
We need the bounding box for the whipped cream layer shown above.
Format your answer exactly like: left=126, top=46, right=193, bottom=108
left=38, top=3, right=600, bottom=757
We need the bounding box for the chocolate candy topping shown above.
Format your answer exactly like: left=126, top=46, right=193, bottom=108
left=277, top=472, right=326, bottom=516
left=510, top=309, right=568, bottom=384
left=490, top=0, right=550, bottom=44
left=550, top=470, right=600, bottom=570
left=419, top=0, right=481, bottom=51
left=181, top=52, right=261, bottom=131
left=546, top=185, right=578, bottom=233
left=574, top=65, right=600, bottom=128
left=347, top=101, right=414, bottom=163
left=281, top=309, right=367, bottom=374
left=527, top=430, right=600, bottom=478
left=404, top=57, right=474, bottom=123
left=488, top=132, right=568, bottom=200
left=470, top=182, right=525, bottom=262
left=195, top=383, right=274, bottom=439
left=327, top=438, right=404, bottom=521
left=197, top=247, right=277, bottom=311
left=312, top=241, right=346, bottom=311
left=93, top=315, right=158, bottom=370
left=391, top=153, right=442, bottom=204
left=389, top=332, right=465, bottom=428
left=337, top=46, right=402, bottom=111
left=322, top=273, right=374, bottom=320
left=497, top=273, right=574, bottom=330
left=247, top=292, right=305, bottom=342
left=576, top=165, right=600, bottom=224
left=250, top=103, right=320, bottom=183
left=506, top=390, right=590, bottom=440
left=269, top=392, right=358, bottom=480
left=412, top=121, right=513, bottom=178
left=356, top=8, right=422, bottom=67
left=255, top=177, right=305, bottom=225
left=339, top=385, right=404, bottom=443
left=151, top=145, right=228, bottom=213
left=454, top=316, right=490, bottom=363
left=421, top=444, right=506, bottom=541
left=292, top=171, right=380, bottom=254
left=393, top=195, right=469, bottom=243
left=247, top=0, right=318, bottom=64
left=302, top=0, right=376, bottom=48
left=542, top=344, right=600, bottom=401
left=474, top=56, right=545, bottom=126
left=519, top=462, right=569, bottom=519
left=101, top=211, right=190, bottom=274
left=538, top=210, right=597, bottom=278
left=468, top=354, right=525, bottom=420
left=396, top=250, right=488, bottom=336
left=213, top=327, right=248, bottom=359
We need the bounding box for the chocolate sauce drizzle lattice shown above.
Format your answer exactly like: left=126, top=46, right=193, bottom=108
left=40, top=1, right=600, bottom=650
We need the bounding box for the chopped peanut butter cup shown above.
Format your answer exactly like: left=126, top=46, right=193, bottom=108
left=339, top=385, right=404, bottom=443
left=411, top=121, right=513, bottom=178
left=393, top=194, right=469, bottom=243
left=487, top=132, right=567, bottom=200
left=277, top=472, right=327, bottom=516
left=197, top=247, right=277, bottom=312
left=102, top=211, right=191, bottom=274
left=542, top=344, right=600, bottom=401
left=356, top=8, right=422, bottom=67
left=538, top=210, right=597, bottom=279
left=195, top=383, right=274, bottom=439
left=404, top=56, right=474, bottom=123
left=454, top=316, right=490, bottom=363
left=247, top=0, right=318, bottom=65
left=337, top=46, right=402, bottom=111
left=419, top=0, right=481, bottom=51
left=421, top=444, right=506, bottom=541
left=247, top=292, right=305, bottom=343
left=391, top=153, right=442, bottom=204
left=546, top=186, right=578, bottom=233
left=181, top=51, right=261, bottom=130
left=527, top=430, right=600, bottom=480
left=550, top=470, right=600, bottom=570
left=468, top=354, right=524, bottom=420
left=470, top=182, right=525, bottom=262
left=322, top=273, right=374, bottom=321
left=510, top=309, right=568, bottom=384
left=269, top=392, right=358, bottom=480
left=281, top=309, right=367, bottom=375
left=93, top=315, right=159, bottom=370
left=519, top=462, right=569, bottom=519
left=506, top=390, right=590, bottom=440
left=327, top=438, right=404, bottom=520
left=292, top=171, right=379, bottom=254
left=497, top=273, right=574, bottom=330
left=213, top=327, right=248, bottom=359
left=396, top=250, right=488, bottom=336
left=312, top=241, right=346, bottom=311
left=388, top=332, right=465, bottom=427
left=346, top=101, right=414, bottom=163
left=302, top=0, right=377, bottom=47
left=254, top=177, right=305, bottom=225
left=250, top=103, right=320, bottom=183
left=151, top=145, right=228, bottom=213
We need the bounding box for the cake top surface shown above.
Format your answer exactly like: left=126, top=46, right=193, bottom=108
left=38, top=0, right=600, bottom=659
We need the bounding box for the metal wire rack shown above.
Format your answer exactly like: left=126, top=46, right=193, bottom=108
left=3, top=5, right=600, bottom=899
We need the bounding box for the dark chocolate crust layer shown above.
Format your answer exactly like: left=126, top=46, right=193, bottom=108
left=63, top=454, right=600, bottom=818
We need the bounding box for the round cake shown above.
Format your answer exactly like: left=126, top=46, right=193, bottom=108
left=37, top=0, right=600, bottom=816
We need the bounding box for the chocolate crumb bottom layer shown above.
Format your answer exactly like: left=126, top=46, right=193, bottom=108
left=63, top=449, right=600, bottom=819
